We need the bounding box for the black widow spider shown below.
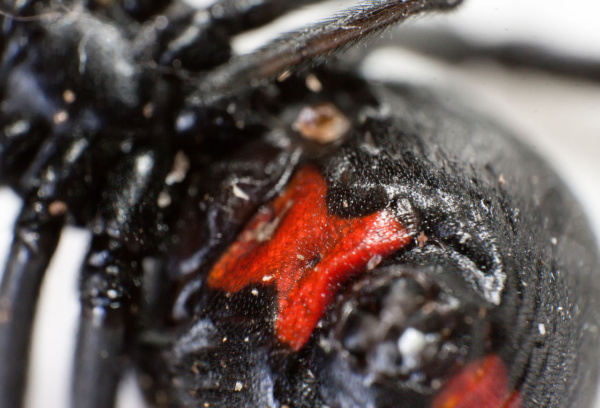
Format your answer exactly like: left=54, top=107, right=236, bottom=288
left=1, top=0, right=599, bottom=408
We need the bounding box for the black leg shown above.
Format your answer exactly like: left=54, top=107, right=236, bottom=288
left=198, top=0, right=463, bottom=97
left=397, top=27, right=600, bottom=83
left=0, top=124, right=96, bottom=407
left=71, top=147, right=172, bottom=408
left=142, top=0, right=322, bottom=73
left=0, top=205, right=64, bottom=408
left=0, top=115, right=49, bottom=187
left=207, top=0, right=321, bottom=35
left=72, top=240, right=141, bottom=408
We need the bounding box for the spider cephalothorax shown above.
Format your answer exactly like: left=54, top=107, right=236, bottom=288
left=0, top=1, right=599, bottom=408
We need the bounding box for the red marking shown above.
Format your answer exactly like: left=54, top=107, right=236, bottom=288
left=207, top=166, right=410, bottom=350
left=433, top=354, right=521, bottom=408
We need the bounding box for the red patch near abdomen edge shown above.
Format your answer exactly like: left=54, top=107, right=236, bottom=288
left=207, top=165, right=411, bottom=350
left=433, top=354, right=521, bottom=408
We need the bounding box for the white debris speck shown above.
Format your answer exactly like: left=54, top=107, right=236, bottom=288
left=165, top=151, right=190, bottom=185
left=297, top=254, right=305, bottom=261
left=234, top=381, right=243, bottom=392
left=232, top=183, right=250, bottom=201
left=550, top=237, right=558, bottom=245
left=53, top=110, right=68, bottom=124
left=459, top=233, right=471, bottom=245
left=277, top=70, right=291, bottom=82
left=305, top=74, right=323, bottom=92
left=262, top=275, right=274, bottom=282
left=366, top=255, right=382, bottom=271
left=539, top=323, right=546, bottom=336
left=5, top=120, right=30, bottom=138
left=397, top=328, right=426, bottom=370
left=63, top=89, right=76, bottom=103
left=176, top=112, right=196, bottom=132
left=157, top=191, right=172, bottom=208
left=251, top=288, right=259, bottom=296
left=135, top=154, right=153, bottom=175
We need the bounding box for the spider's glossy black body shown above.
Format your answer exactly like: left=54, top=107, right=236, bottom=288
left=0, top=1, right=599, bottom=408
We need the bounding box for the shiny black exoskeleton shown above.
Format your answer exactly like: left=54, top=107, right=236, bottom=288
left=0, top=1, right=598, bottom=408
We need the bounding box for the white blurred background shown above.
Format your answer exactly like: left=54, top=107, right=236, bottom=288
left=0, top=0, right=599, bottom=407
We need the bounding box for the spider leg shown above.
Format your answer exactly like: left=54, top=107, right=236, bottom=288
left=0, top=206, right=64, bottom=408
left=0, top=129, right=96, bottom=407
left=134, top=0, right=322, bottom=75
left=73, top=239, right=142, bottom=408
left=399, top=29, right=600, bottom=83
left=72, top=146, right=173, bottom=408
left=206, top=0, right=321, bottom=36
left=0, top=116, right=50, bottom=189
left=197, top=0, right=463, bottom=98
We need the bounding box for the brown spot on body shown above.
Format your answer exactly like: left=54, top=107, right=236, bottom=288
left=63, top=89, right=76, bottom=104
left=293, top=102, right=351, bottom=144
left=48, top=201, right=67, bottom=216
